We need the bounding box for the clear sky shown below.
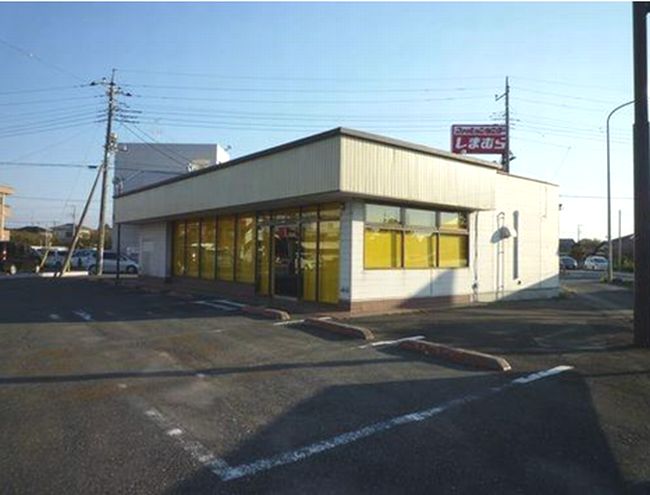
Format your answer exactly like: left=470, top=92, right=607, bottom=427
left=0, top=2, right=635, bottom=241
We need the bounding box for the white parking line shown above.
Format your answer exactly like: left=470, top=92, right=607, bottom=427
left=358, top=335, right=426, bottom=349
left=141, top=365, right=574, bottom=482
left=193, top=301, right=238, bottom=312
left=48, top=313, right=61, bottom=321
left=213, top=299, right=246, bottom=308
left=73, top=310, right=93, bottom=321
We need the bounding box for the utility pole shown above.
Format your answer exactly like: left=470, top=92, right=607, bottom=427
left=618, top=209, right=622, bottom=271
left=633, top=2, right=650, bottom=347
left=95, top=69, right=117, bottom=276
left=577, top=224, right=582, bottom=242
left=57, top=164, right=103, bottom=276
left=495, top=76, right=510, bottom=173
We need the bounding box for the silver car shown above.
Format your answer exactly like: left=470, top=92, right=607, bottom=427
left=583, top=255, right=608, bottom=271
left=87, top=252, right=139, bottom=274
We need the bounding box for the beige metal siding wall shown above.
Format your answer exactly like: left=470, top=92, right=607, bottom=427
left=339, top=136, right=496, bottom=210
left=115, top=137, right=341, bottom=223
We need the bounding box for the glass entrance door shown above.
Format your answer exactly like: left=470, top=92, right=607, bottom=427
left=273, top=225, right=299, bottom=298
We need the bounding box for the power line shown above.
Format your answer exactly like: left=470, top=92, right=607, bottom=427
left=126, top=123, right=196, bottom=164
left=0, top=95, right=100, bottom=106
left=0, top=36, right=86, bottom=83
left=0, top=120, right=100, bottom=140
left=121, top=124, right=193, bottom=167
left=0, top=85, right=86, bottom=96
left=135, top=94, right=493, bottom=105
left=117, top=67, right=504, bottom=82
left=123, top=83, right=495, bottom=94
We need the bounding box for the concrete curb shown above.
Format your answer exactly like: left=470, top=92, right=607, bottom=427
left=304, top=318, right=375, bottom=340
left=242, top=305, right=291, bottom=321
left=399, top=339, right=511, bottom=372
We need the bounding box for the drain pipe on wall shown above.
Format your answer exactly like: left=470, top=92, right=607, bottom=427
left=472, top=211, right=480, bottom=302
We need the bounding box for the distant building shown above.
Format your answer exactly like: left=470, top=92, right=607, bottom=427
left=112, top=142, right=230, bottom=257
left=0, top=185, right=14, bottom=242
left=559, top=238, right=576, bottom=255
left=52, top=223, right=91, bottom=243
left=596, top=234, right=634, bottom=259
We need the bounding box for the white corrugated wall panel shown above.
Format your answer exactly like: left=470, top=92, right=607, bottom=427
left=115, top=137, right=340, bottom=223
left=340, top=136, right=496, bottom=210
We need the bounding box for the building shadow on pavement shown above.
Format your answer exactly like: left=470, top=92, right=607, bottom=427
left=162, top=370, right=636, bottom=495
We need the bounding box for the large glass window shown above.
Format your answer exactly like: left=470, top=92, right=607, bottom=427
left=256, top=223, right=271, bottom=295
left=365, top=204, right=401, bottom=225
left=301, top=222, right=318, bottom=302
left=440, top=212, right=468, bottom=230
left=173, top=221, right=186, bottom=276
left=186, top=220, right=200, bottom=277
left=236, top=215, right=255, bottom=283
left=200, top=218, right=216, bottom=280
left=217, top=216, right=235, bottom=281
left=318, top=220, right=340, bottom=303
left=439, top=234, right=469, bottom=267
left=364, top=203, right=468, bottom=270
left=404, top=231, right=435, bottom=268
left=364, top=228, right=402, bottom=269
left=405, top=208, right=436, bottom=228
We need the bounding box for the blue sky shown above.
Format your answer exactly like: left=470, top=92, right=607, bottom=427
left=0, top=2, right=635, bottom=240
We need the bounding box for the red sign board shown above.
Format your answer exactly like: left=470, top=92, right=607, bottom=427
left=451, top=125, right=507, bottom=155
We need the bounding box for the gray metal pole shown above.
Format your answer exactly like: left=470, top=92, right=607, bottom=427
left=618, top=209, right=622, bottom=271
left=97, top=69, right=116, bottom=276
left=633, top=2, right=650, bottom=347
left=606, top=100, right=634, bottom=282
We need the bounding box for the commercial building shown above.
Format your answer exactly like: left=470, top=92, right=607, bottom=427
left=114, top=128, right=559, bottom=312
left=0, top=185, right=14, bottom=242
left=113, top=142, right=230, bottom=257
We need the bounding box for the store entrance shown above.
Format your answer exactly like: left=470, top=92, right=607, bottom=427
left=273, top=225, right=299, bottom=298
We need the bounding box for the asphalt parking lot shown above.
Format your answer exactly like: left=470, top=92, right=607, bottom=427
left=0, top=277, right=647, bottom=494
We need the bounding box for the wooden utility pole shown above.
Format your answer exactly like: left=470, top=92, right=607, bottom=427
left=57, top=164, right=103, bottom=276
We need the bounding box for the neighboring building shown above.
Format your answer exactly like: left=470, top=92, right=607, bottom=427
left=0, top=185, right=14, bottom=242
left=52, top=223, right=91, bottom=243
left=113, top=142, right=230, bottom=257
left=114, top=128, right=559, bottom=312
left=596, top=234, right=634, bottom=260
left=559, top=238, right=576, bottom=255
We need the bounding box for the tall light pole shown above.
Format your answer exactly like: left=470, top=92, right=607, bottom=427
left=606, top=99, right=634, bottom=282
left=633, top=2, right=650, bottom=347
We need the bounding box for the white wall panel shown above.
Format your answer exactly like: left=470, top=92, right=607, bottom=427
left=340, top=136, right=496, bottom=211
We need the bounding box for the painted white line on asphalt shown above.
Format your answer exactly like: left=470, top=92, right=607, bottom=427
left=273, top=319, right=305, bottom=326
left=49, top=313, right=61, bottom=320
left=167, top=428, right=183, bottom=437
left=358, top=335, right=425, bottom=349
left=193, top=301, right=237, bottom=312
left=141, top=365, right=574, bottom=482
left=144, top=408, right=220, bottom=465
left=73, top=310, right=93, bottom=321
left=213, top=299, right=246, bottom=308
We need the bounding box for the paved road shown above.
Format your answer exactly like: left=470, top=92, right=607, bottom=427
left=0, top=278, right=647, bottom=494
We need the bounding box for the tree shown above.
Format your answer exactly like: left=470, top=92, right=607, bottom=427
left=569, top=238, right=602, bottom=262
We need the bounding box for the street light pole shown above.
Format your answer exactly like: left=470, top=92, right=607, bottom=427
left=633, top=2, right=650, bottom=347
left=606, top=99, right=634, bottom=283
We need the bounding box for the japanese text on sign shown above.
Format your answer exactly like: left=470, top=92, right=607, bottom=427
left=451, top=125, right=507, bottom=155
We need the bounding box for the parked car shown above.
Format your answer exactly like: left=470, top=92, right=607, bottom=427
left=87, top=251, right=139, bottom=274
left=70, top=248, right=97, bottom=269
left=0, top=241, right=41, bottom=274
left=583, top=255, right=609, bottom=271
left=559, top=256, right=578, bottom=270
left=35, top=247, right=69, bottom=271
